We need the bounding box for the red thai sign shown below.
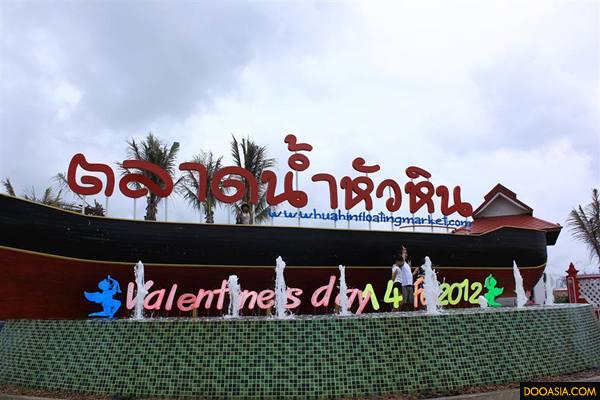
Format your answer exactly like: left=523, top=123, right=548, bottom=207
left=67, top=135, right=473, bottom=217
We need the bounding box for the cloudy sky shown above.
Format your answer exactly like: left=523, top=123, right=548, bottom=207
left=1, top=1, right=598, bottom=274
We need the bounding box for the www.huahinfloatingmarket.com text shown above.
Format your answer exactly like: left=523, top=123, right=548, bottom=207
left=268, top=209, right=472, bottom=228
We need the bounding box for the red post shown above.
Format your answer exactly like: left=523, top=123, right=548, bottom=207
left=566, top=263, right=583, bottom=303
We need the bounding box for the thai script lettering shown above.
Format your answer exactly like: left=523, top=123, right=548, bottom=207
left=67, top=135, right=473, bottom=217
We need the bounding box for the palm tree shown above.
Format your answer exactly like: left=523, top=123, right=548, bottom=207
left=230, top=135, right=276, bottom=224
left=180, top=151, right=223, bottom=223
left=567, top=188, right=600, bottom=269
left=23, top=186, right=65, bottom=207
left=3, top=177, right=76, bottom=209
left=53, top=172, right=103, bottom=215
left=83, top=200, right=106, bottom=216
left=1, top=178, right=15, bottom=196
left=118, top=133, right=181, bottom=221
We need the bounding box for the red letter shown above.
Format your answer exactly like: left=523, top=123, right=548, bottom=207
left=284, top=134, right=313, bottom=152
left=405, top=166, right=432, bottom=179
left=67, top=153, right=115, bottom=196
left=435, top=185, right=473, bottom=217
left=179, top=162, right=208, bottom=202
left=262, top=171, right=308, bottom=208
left=211, top=166, right=258, bottom=205
left=311, top=173, right=338, bottom=209
left=376, top=179, right=402, bottom=212
left=119, top=160, right=173, bottom=199
left=285, top=134, right=313, bottom=171
left=338, top=157, right=381, bottom=210
left=340, top=176, right=375, bottom=210
left=404, top=166, right=435, bottom=214
left=352, top=157, right=380, bottom=174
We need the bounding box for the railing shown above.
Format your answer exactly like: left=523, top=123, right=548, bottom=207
left=566, top=263, right=600, bottom=319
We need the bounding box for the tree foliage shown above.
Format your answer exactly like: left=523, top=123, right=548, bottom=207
left=1, top=178, right=15, bottom=196
left=180, top=151, right=223, bottom=223
left=2, top=177, right=79, bottom=210
left=118, top=133, right=180, bottom=221
left=230, top=135, right=276, bottom=223
left=567, top=188, right=600, bottom=269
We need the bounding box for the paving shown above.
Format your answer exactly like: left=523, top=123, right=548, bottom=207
left=1, top=375, right=599, bottom=400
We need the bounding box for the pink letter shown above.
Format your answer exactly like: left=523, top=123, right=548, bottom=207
left=347, top=288, right=360, bottom=308
left=214, top=279, right=229, bottom=311
left=257, top=290, right=275, bottom=309
left=177, top=293, right=197, bottom=312
left=356, top=290, right=370, bottom=314
left=165, top=284, right=178, bottom=311
left=311, top=276, right=336, bottom=307
left=145, top=289, right=165, bottom=310
left=194, top=289, right=215, bottom=310
left=286, top=288, right=303, bottom=309
left=240, top=290, right=258, bottom=310
left=335, top=288, right=357, bottom=307
left=126, top=280, right=154, bottom=310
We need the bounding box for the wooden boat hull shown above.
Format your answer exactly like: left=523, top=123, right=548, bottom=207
left=0, top=194, right=550, bottom=318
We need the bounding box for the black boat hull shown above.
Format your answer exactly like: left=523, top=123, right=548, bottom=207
left=0, top=194, right=549, bottom=318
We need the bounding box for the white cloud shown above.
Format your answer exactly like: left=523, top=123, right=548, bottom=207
left=0, top=0, right=598, bottom=275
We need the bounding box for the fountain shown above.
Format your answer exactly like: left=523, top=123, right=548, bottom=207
left=275, top=256, right=288, bottom=318
left=423, top=256, right=442, bottom=314
left=338, top=265, right=350, bottom=315
left=513, top=261, right=527, bottom=308
left=5, top=259, right=600, bottom=400
left=544, top=272, right=554, bottom=306
left=133, top=261, right=147, bottom=319
left=227, top=275, right=241, bottom=318
left=478, top=296, right=488, bottom=308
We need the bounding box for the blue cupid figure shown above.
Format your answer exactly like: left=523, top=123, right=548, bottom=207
left=84, top=275, right=122, bottom=318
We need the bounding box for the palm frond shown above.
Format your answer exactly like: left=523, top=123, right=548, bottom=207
left=23, top=186, right=37, bottom=202
left=2, top=178, right=15, bottom=196
left=54, top=172, right=78, bottom=198
left=180, top=151, right=224, bottom=223
left=165, top=142, right=181, bottom=174
left=567, top=189, right=600, bottom=267
left=231, top=135, right=242, bottom=168
left=180, top=184, right=204, bottom=212
left=591, top=189, right=600, bottom=241
left=229, top=135, right=277, bottom=223
left=120, top=133, right=181, bottom=220
left=51, top=188, right=63, bottom=205
left=253, top=191, right=276, bottom=224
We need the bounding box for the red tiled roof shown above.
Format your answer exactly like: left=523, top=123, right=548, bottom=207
left=457, top=184, right=562, bottom=245
left=454, top=214, right=561, bottom=234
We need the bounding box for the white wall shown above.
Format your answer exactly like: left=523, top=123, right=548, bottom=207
left=477, top=195, right=529, bottom=218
